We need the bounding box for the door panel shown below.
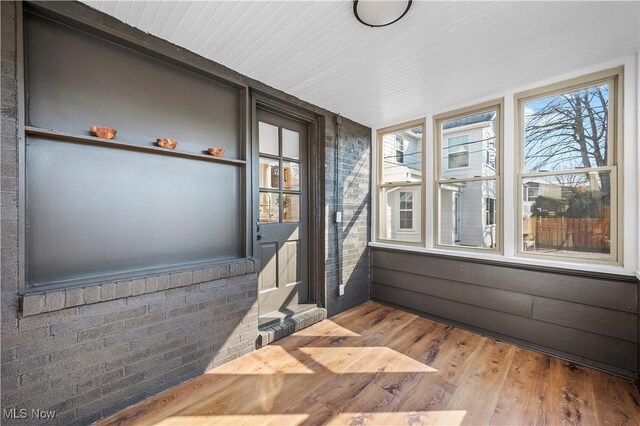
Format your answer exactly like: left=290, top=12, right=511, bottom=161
left=281, top=240, right=301, bottom=286
left=258, top=242, right=278, bottom=292
left=255, top=109, right=308, bottom=316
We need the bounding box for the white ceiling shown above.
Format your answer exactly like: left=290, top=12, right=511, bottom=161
left=81, top=1, right=639, bottom=128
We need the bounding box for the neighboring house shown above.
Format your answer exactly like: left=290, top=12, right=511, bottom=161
left=440, top=112, right=497, bottom=248
left=382, top=128, right=423, bottom=242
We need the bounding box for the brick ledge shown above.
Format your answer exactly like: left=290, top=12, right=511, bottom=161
left=256, top=307, right=327, bottom=348
left=21, top=258, right=257, bottom=317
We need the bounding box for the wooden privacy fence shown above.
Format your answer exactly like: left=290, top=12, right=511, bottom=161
left=530, top=217, right=610, bottom=251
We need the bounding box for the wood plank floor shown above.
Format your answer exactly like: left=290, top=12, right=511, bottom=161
left=99, top=301, right=640, bottom=425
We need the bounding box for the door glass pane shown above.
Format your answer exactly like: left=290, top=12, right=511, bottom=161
left=283, top=193, right=300, bottom=223
left=523, top=82, right=609, bottom=173
left=438, top=180, right=497, bottom=249
left=282, top=161, right=300, bottom=190
left=440, top=109, right=497, bottom=179
left=521, top=172, right=611, bottom=259
left=259, top=157, right=280, bottom=189
left=282, top=128, right=300, bottom=159
left=381, top=126, right=423, bottom=184
left=259, top=192, right=279, bottom=223
left=259, top=121, right=279, bottom=156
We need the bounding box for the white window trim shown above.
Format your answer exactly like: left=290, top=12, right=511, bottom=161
left=371, top=56, right=637, bottom=277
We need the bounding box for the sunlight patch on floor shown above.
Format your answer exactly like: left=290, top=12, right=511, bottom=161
left=157, top=414, right=310, bottom=426
left=211, top=346, right=315, bottom=375
left=294, top=320, right=362, bottom=337
left=298, top=347, right=439, bottom=373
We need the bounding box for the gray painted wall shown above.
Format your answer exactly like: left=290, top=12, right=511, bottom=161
left=371, top=247, right=638, bottom=379
left=25, top=14, right=243, bottom=289
left=0, top=1, right=371, bottom=424
left=324, top=119, right=371, bottom=316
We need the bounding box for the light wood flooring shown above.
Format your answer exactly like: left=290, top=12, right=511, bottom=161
left=100, top=301, right=640, bottom=425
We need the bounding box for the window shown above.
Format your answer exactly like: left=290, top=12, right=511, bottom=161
left=517, top=69, right=621, bottom=262
left=524, top=185, right=539, bottom=202
left=395, top=136, right=405, bottom=164
left=486, top=197, right=496, bottom=226
left=399, top=191, right=414, bottom=230
left=485, top=136, right=496, bottom=169
left=377, top=120, right=424, bottom=244
left=435, top=102, right=501, bottom=250
left=447, top=135, right=469, bottom=168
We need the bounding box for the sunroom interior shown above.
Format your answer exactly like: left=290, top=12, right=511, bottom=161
left=1, top=1, right=639, bottom=425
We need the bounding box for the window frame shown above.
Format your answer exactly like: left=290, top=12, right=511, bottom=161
left=514, top=67, right=623, bottom=265
left=376, top=118, right=426, bottom=246
left=433, top=99, right=504, bottom=253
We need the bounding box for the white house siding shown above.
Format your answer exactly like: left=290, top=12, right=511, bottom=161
left=440, top=188, right=454, bottom=245
left=440, top=120, right=496, bottom=248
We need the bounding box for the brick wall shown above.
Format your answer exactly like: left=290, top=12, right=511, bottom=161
left=0, top=1, right=371, bottom=423
left=2, top=262, right=258, bottom=424
left=324, top=120, right=371, bottom=316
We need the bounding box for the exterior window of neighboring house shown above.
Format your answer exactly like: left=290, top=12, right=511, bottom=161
left=486, top=137, right=496, bottom=169
left=486, top=197, right=496, bottom=225
left=517, top=68, right=621, bottom=263
left=435, top=101, right=501, bottom=250
left=447, top=135, right=469, bottom=168
left=395, top=136, right=405, bottom=164
left=524, top=186, right=539, bottom=202
left=377, top=120, right=424, bottom=244
left=399, top=191, right=413, bottom=230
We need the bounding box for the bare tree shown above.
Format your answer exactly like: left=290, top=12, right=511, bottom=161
left=524, top=84, right=609, bottom=195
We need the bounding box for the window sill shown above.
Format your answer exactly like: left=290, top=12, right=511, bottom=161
left=369, top=241, right=636, bottom=279
left=20, top=258, right=257, bottom=317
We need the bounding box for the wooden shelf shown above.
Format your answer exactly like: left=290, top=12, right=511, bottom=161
left=25, top=126, right=246, bottom=166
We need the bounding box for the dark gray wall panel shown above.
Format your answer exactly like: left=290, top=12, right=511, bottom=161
left=27, top=138, right=241, bottom=288
left=371, top=248, right=639, bottom=379
left=372, top=267, right=533, bottom=317
left=26, top=13, right=240, bottom=158
left=372, top=249, right=636, bottom=312
left=372, top=282, right=637, bottom=376
left=531, top=296, right=637, bottom=342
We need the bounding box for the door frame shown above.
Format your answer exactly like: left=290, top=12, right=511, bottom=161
left=250, top=91, right=324, bottom=310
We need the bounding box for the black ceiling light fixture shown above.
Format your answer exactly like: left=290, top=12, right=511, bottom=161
left=353, top=0, right=413, bottom=28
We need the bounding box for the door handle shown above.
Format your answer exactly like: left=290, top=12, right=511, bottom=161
left=256, top=219, right=262, bottom=240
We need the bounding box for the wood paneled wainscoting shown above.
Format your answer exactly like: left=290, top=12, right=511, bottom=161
left=99, top=302, right=640, bottom=425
